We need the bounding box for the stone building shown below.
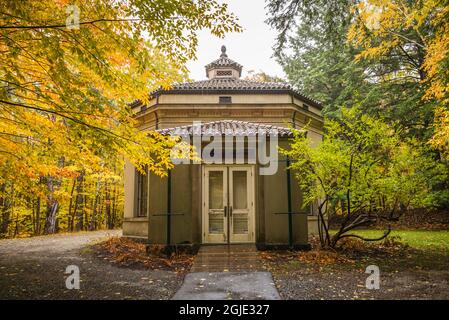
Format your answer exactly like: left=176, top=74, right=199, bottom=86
left=123, top=46, right=323, bottom=248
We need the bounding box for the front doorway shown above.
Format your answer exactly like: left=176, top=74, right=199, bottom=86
left=202, top=165, right=255, bottom=244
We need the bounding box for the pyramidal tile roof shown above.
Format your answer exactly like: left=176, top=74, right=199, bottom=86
left=130, top=46, right=322, bottom=109
left=156, top=120, right=296, bottom=137
left=168, top=78, right=291, bottom=91
left=205, top=46, right=242, bottom=76
left=205, top=55, right=242, bottom=69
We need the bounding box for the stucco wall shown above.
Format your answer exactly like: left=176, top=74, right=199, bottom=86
left=122, top=218, right=148, bottom=238
left=260, top=139, right=308, bottom=245
left=122, top=142, right=318, bottom=244
left=123, top=158, right=135, bottom=219
left=147, top=164, right=196, bottom=244
left=158, top=94, right=293, bottom=106
left=122, top=159, right=149, bottom=238
left=133, top=93, right=324, bottom=134
left=307, top=216, right=320, bottom=235
left=122, top=139, right=322, bottom=243
left=307, top=130, right=323, bottom=148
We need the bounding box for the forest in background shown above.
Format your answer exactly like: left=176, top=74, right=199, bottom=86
left=0, top=164, right=123, bottom=237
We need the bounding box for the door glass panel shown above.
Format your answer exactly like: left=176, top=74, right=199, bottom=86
left=209, top=171, right=224, bottom=233
left=232, top=171, right=247, bottom=209
left=209, top=214, right=224, bottom=233
left=233, top=214, right=248, bottom=234
left=209, top=171, right=224, bottom=209
left=232, top=170, right=248, bottom=234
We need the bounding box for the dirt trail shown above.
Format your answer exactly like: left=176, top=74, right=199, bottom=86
left=0, top=230, right=183, bottom=300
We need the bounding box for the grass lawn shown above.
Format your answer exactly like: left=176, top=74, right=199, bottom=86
left=322, top=229, right=449, bottom=273
left=332, top=229, right=449, bottom=251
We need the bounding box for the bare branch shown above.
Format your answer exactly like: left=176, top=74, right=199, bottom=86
left=0, top=17, right=186, bottom=30
left=338, top=227, right=392, bottom=242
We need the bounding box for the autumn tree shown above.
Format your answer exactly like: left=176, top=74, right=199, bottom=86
left=267, top=0, right=448, bottom=139
left=266, top=0, right=367, bottom=116
left=349, top=0, right=449, bottom=105
left=0, top=0, right=241, bottom=236
left=430, top=107, right=449, bottom=162
left=244, top=70, right=284, bottom=83
left=347, top=0, right=449, bottom=205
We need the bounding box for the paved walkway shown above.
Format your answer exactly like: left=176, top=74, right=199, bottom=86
left=172, top=245, right=281, bottom=300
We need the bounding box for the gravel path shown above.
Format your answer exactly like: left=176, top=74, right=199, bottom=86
left=0, top=231, right=183, bottom=300
left=272, top=268, right=449, bottom=300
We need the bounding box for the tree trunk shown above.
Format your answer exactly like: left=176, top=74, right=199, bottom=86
left=35, top=197, right=41, bottom=235
left=111, top=182, right=117, bottom=228
left=67, top=178, right=76, bottom=232
left=30, top=196, right=35, bottom=234
left=44, top=200, right=58, bottom=234
left=44, top=176, right=59, bottom=234
left=83, top=192, right=88, bottom=231
left=105, top=182, right=113, bottom=229
left=0, top=183, right=12, bottom=237
left=89, top=180, right=101, bottom=231
left=98, top=196, right=104, bottom=228
left=73, top=172, right=85, bottom=231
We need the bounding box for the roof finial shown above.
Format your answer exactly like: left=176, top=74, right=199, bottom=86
left=220, top=45, right=227, bottom=57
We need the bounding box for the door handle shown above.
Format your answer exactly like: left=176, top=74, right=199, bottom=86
left=229, top=206, right=233, bottom=217
left=224, top=206, right=227, bottom=217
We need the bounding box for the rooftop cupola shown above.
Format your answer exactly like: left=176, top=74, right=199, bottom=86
left=205, top=45, right=243, bottom=79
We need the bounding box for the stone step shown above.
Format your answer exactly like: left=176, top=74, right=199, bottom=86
left=199, top=245, right=257, bottom=253
left=191, top=265, right=262, bottom=272
left=197, top=251, right=259, bottom=256
left=194, top=257, right=260, bottom=264
left=191, top=267, right=261, bottom=272
left=196, top=256, right=259, bottom=260
left=195, top=260, right=260, bottom=263
left=190, top=244, right=264, bottom=273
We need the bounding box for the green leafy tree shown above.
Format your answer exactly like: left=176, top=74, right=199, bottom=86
left=266, top=0, right=367, bottom=116
left=266, top=0, right=439, bottom=139
left=282, top=108, right=447, bottom=248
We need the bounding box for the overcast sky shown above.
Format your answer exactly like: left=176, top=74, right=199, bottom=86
left=185, top=0, right=285, bottom=81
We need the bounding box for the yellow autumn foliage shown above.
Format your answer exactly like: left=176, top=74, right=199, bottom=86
left=0, top=0, right=241, bottom=236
